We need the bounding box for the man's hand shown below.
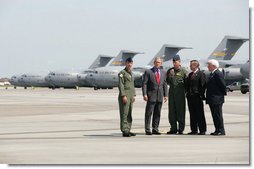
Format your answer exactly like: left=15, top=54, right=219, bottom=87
left=164, top=97, right=168, bottom=103
left=132, top=96, right=136, bottom=103
left=143, top=95, right=148, bottom=102
left=122, top=96, right=128, bottom=104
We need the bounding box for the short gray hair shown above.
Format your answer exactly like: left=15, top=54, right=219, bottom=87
left=207, top=59, right=219, bottom=68
left=154, top=57, right=162, bottom=63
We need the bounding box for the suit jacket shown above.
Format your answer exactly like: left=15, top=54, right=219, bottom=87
left=206, top=69, right=227, bottom=105
left=186, top=69, right=206, bottom=100
left=142, top=67, right=168, bottom=102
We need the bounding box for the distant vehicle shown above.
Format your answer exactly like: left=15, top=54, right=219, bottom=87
left=226, top=82, right=241, bottom=92
left=0, top=80, right=11, bottom=89
left=0, top=81, right=10, bottom=86
left=240, top=80, right=249, bottom=94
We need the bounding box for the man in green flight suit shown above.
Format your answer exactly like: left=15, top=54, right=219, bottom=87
left=166, top=55, right=188, bottom=135
left=118, top=57, right=136, bottom=137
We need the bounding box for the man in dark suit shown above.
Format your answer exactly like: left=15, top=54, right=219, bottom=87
left=142, top=57, right=168, bottom=135
left=186, top=60, right=207, bottom=135
left=206, top=59, right=227, bottom=136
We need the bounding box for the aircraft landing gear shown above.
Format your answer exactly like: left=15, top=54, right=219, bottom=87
left=51, top=86, right=56, bottom=90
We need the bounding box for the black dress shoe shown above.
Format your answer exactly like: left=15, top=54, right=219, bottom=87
left=210, top=132, right=217, bottom=135
left=198, top=132, right=206, bottom=135
left=152, top=130, right=161, bottom=135
left=178, top=131, right=183, bottom=135
left=213, top=132, right=225, bottom=136
left=129, top=132, right=136, bottom=136
left=166, top=131, right=177, bottom=135
left=188, top=131, right=198, bottom=135
left=145, top=131, right=152, bottom=135
left=122, top=132, right=131, bottom=137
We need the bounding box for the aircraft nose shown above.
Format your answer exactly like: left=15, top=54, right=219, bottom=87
left=78, top=74, right=87, bottom=80
left=45, top=75, right=51, bottom=82
left=18, top=78, right=24, bottom=83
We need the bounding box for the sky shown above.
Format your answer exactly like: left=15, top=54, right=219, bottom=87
left=0, top=0, right=249, bottom=77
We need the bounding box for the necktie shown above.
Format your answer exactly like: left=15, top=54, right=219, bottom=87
left=156, top=69, right=160, bottom=85
left=191, top=72, right=195, bottom=80
left=209, top=72, right=213, bottom=80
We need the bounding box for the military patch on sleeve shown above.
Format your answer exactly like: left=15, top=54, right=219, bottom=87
left=119, top=74, right=123, bottom=78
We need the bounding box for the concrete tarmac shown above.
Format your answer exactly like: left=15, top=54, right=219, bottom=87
left=0, top=88, right=249, bottom=164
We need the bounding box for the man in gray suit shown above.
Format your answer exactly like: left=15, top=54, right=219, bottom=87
left=142, top=57, right=168, bottom=135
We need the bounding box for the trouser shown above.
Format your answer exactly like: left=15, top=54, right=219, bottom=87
left=187, top=94, right=207, bottom=132
left=168, top=94, right=186, bottom=132
left=118, top=95, right=133, bottom=133
left=209, top=103, right=225, bottom=134
left=145, top=101, right=162, bottom=132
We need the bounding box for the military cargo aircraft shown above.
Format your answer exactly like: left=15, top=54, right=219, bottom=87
left=10, top=55, right=114, bottom=89
left=80, top=50, right=144, bottom=90
left=10, top=74, right=49, bottom=89
left=10, top=35, right=248, bottom=89
left=84, top=35, right=249, bottom=89
left=9, top=75, right=24, bottom=89
left=44, top=55, right=115, bottom=89
left=161, top=35, right=249, bottom=85
left=84, top=44, right=192, bottom=89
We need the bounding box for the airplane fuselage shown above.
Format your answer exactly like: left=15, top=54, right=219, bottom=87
left=83, top=66, right=143, bottom=89
left=240, top=61, right=250, bottom=79
left=45, top=72, right=80, bottom=88
left=10, top=74, right=49, bottom=88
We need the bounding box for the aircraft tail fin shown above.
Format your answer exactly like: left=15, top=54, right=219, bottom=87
left=208, top=35, right=249, bottom=60
left=89, top=55, right=114, bottom=69
left=148, top=44, right=192, bottom=66
left=109, top=50, right=143, bottom=66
